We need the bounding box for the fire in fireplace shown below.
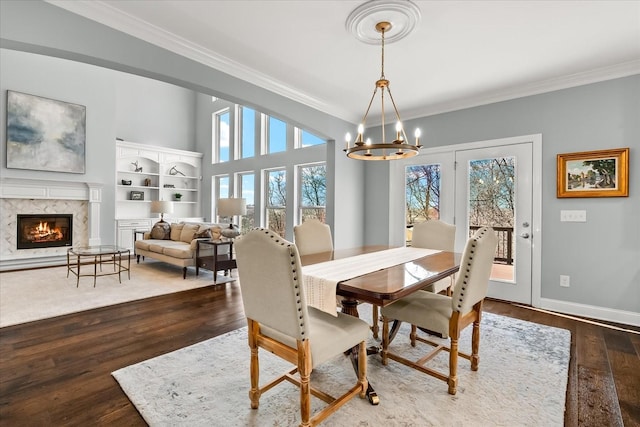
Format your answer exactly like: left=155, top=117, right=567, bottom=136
left=17, top=214, right=73, bottom=249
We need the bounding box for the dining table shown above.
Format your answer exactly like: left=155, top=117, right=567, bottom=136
left=300, top=245, right=462, bottom=405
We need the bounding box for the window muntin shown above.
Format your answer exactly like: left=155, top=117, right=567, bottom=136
left=298, top=163, right=326, bottom=223
left=266, top=168, right=286, bottom=237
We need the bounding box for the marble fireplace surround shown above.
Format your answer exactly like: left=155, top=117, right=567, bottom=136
left=0, top=178, right=102, bottom=271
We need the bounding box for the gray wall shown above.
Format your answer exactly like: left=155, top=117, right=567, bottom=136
left=365, top=76, right=640, bottom=316
left=0, top=0, right=366, bottom=249
left=0, top=49, right=200, bottom=244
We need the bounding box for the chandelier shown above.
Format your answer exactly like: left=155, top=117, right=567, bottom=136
left=344, top=21, right=421, bottom=161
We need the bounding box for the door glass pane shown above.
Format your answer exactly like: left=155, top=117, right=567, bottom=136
left=467, top=157, right=515, bottom=280
left=405, top=164, right=441, bottom=245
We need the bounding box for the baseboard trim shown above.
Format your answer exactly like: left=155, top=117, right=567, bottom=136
left=539, top=297, right=640, bottom=327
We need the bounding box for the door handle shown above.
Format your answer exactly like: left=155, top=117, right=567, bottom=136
left=520, top=232, right=530, bottom=239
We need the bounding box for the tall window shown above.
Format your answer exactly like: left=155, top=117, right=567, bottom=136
left=298, top=163, right=326, bottom=223
left=240, top=106, right=255, bottom=159
left=267, top=116, right=286, bottom=154
left=406, top=164, right=441, bottom=243
left=238, top=172, right=255, bottom=231
left=214, top=110, right=230, bottom=163
left=266, top=168, right=286, bottom=237
left=297, top=129, right=326, bottom=148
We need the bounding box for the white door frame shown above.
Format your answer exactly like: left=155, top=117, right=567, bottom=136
left=389, top=134, right=542, bottom=307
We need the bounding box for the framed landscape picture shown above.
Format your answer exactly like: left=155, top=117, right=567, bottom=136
left=557, top=148, right=629, bottom=198
left=6, top=90, right=86, bottom=173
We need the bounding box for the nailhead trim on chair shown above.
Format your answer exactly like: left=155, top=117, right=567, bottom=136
left=255, top=228, right=308, bottom=339
left=455, top=226, right=489, bottom=310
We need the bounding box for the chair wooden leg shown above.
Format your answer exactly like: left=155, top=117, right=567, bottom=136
left=297, top=340, right=312, bottom=427
left=471, top=319, right=480, bottom=371
left=410, top=324, right=417, bottom=346
left=381, top=316, right=389, bottom=365
left=371, top=305, right=379, bottom=339
left=358, top=342, right=368, bottom=398
left=448, top=335, right=459, bottom=395
left=248, top=321, right=260, bottom=409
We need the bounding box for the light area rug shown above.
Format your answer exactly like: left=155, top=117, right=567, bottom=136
left=0, top=260, right=235, bottom=328
left=113, top=305, right=570, bottom=426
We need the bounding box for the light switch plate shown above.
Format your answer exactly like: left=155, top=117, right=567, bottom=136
left=560, top=210, right=587, bottom=222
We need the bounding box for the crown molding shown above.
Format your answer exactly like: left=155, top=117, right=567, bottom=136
left=396, top=60, right=640, bottom=124
left=44, top=1, right=640, bottom=126
left=45, top=1, right=346, bottom=120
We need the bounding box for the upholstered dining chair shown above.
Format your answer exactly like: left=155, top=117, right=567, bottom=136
left=294, top=219, right=382, bottom=338
left=410, top=220, right=457, bottom=295
left=380, top=226, right=498, bottom=395
left=293, top=219, right=333, bottom=256
left=235, top=228, right=370, bottom=427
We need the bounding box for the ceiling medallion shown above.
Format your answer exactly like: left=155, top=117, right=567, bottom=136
left=345, top=0, right=421, bottom=45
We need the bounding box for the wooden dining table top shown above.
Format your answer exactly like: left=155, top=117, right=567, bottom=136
left=300, top=246, right=462, bottom=307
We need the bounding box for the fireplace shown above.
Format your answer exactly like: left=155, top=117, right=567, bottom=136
left=17, top=214, right=73, bottom=249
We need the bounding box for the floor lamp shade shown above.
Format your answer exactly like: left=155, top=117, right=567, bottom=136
left=217, top=198, right=247, bottom=218
left=150, top=200, right=174, bottom=222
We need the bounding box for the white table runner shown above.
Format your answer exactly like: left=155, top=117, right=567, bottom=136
left=302, top=247, right=440, bottom=315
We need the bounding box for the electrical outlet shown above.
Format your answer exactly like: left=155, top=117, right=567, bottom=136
left=560, top=275, right=570, bottom=287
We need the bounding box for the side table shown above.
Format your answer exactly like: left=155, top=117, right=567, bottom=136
left=196, top=240, right=237, bottom=284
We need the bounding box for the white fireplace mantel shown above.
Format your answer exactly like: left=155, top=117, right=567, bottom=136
left=0, top=178, right=103, bottom=270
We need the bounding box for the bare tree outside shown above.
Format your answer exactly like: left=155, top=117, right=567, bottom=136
left=267, top=169, right=286, bottom=237
left=300, top=164, right=326, bottom=222
left=468, top=157, right=515, bottom=228
left=405, top=164, right=441, bottom=225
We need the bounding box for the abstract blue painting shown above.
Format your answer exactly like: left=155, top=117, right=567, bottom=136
left=6, top=90, right=86, bottom=174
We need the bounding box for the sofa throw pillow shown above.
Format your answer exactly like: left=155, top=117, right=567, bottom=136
left=195, top=228, right=211, bottom=239
left=180, top=223, right=200, bottom=243
left=170, top=223, right=184, bottom=241
left=210, top=226, right=222, bottom=241
left=150, top=222, right=171, bottom=240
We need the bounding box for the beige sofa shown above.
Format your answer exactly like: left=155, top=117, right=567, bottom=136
left=134, top=222, right=229, bottom=278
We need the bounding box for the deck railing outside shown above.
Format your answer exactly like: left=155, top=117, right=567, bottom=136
left=469, top=226, right=513, bottom=265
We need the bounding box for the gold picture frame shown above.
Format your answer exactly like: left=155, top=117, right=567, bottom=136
left=557, top=148, right=629, bottom=198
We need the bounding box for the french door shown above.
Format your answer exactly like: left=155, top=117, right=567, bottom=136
left=454, top=143, right=533, bottom=304
left=401, top=135, right=540, bottom=305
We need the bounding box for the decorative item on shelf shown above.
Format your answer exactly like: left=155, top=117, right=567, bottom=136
left=217, top=198, right=247, bottom=238
left=169, top=166, right=186, bottom=176
left=163, top=184, right=175, bottom=188
left=173, top=193, right=183, bottom=201
left=150, top=200, right=174, bottom=224
left=121, top=180, right=132, bottom=186
left=143, top=178, right=152, bottom=187
left=130, top=191, right=144, bottom=201
left=131, top=161, right=143, bottom=172
left=343, top=1, right=422, bottom=161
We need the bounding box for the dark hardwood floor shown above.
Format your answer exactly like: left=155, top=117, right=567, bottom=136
left=1, top=283, right=638, bottom=426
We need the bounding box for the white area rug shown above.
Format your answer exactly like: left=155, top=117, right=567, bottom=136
left=113, top=306, right=570, bottom=426
left=0, top=260, right=235, bottom=327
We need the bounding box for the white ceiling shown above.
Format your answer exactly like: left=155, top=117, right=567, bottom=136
left=49, top=0, right=640, bottom=124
